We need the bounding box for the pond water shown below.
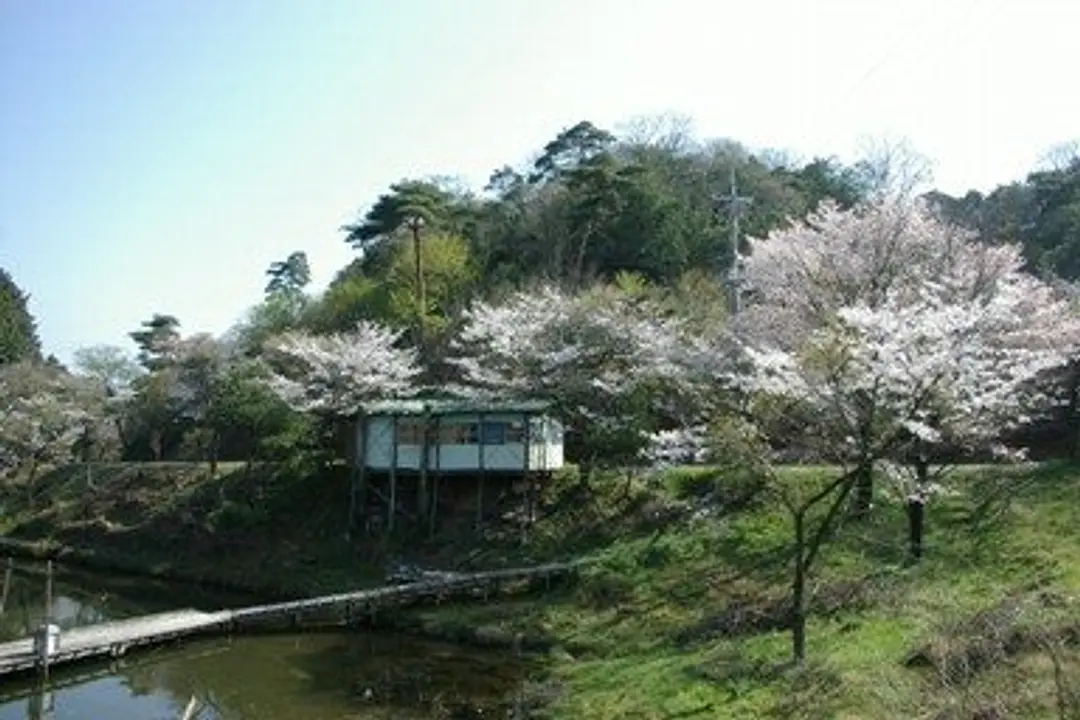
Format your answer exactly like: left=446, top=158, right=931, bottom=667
left=0, top=562, right=542, bottom=719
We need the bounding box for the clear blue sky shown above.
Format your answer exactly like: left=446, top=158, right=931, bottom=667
left=1, top=0, right=1077, bottom=364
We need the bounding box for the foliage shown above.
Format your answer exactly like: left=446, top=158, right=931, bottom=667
left=0, top=267, right=41, bottom=366
left=341, top=179, right=462, bottom=264
left=264, top=250, right=311, bottom=297
left=128, top=313, right=182, bottom=370
left=207, top=359, right=300, bottom=463
left=380, top=233, right=477, bottom=329
left=929, top=149, right=1080, bottom=281
left=229, top=292, right=309, bottom=357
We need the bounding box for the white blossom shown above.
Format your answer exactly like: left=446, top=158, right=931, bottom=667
left=735, top=197, right=1080, bottom=466
left=168, top=333, right=229, bottom=420
left=876, top=460, right=956, bottom=505
left=737, top=198, right=1023, bottom=352
left=448, top=284, right=695, bottom=401
left=448, top=284, right=715, bottom=464
left=0, top=363, right=108, bottom=478
left=262, top=321, right=420, bottom=415
left=640, top=425, right=710, bottom=467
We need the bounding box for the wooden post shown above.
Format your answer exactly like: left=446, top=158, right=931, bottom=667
left=181, top=696, right=200, bottom=720
left=476, top=412, right=486, bottom=530
left=42, top=559, right=52, bottom=680
left=45, top=560, right=52, bottom=622
left=389, top=415, right=399, bottom=534
left=357, top=414, right=368, bottom=533
left=419, top=406, right=430, bottom=527
left=1, top=557, right=12, bottom=614
left=429, top=415, right=441, bottom=540
left=521, top=413, right=532, bottom=544
left=347, top=412, right=367, bottom=539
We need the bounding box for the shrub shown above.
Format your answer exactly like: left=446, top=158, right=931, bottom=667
left=665, top=465, right=766, bottom=514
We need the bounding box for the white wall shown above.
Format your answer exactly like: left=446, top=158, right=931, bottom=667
left=359, top=413, right=564, bottom=471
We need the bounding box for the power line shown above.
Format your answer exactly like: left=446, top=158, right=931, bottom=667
left=800, top=0, right=995, bottom=156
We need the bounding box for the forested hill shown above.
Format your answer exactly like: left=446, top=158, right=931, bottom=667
left=299, top=121, right=1080, bottom=344
left=1, top=119, right=1077, bottom=465
left=4, top=121, right=1079, bottom=369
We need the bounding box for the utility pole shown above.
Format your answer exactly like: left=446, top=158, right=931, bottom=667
left=713, top=168, right=753, bottom=315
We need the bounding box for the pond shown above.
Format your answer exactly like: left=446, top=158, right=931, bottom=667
left=0, top=562, right=544, bottom=719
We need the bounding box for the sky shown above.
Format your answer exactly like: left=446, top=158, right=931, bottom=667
left=1, top=0, right=1077, bottom=365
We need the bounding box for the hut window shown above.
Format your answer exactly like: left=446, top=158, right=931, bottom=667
left=457, top=422, right=508, bottom=445
left=481, top=422, right=506, bottom=445
left=396, top=420, right=425, bottom=445
left=506, top=420, right=526, bottom=443
left=438, top=423, right=470, bottom=444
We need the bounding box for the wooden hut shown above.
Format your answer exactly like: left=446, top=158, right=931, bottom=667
left=350, top=399, right=563, bottom=534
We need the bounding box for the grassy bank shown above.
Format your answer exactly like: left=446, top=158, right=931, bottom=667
left=0, top=460, right=383, bottom=597
left=0, top=459, right=603, bottom=596
left=407, top=462, right=1080, bottom=719
left=5, top=459, right=1080, bottom=718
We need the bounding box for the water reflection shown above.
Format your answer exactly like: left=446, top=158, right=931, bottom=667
left=1, top=632, right=537, bottom=719
left=0, top=565, right=541, bottom=719
left=0, top=563, right=252, bottom=641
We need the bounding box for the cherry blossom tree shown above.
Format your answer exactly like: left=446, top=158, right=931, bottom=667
left=734, top=197, right=1080, bottom=559
left=169, top=333, right=230, bottom=474
left=735, top=197, right=1073, bottom=515
left=72, top=344, right=142, bottom=452
left=260, top=321, right=420, bottom=537
left=635, top=197, right=1080, bottom=665
left=448, top=283, right=699, bottom=468
left=262, top=321, right=420, bottom=416
left=0, top=362, right=111, bottom=505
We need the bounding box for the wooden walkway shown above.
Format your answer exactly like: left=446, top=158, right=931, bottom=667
left=0, top=561, right=579, bottom=681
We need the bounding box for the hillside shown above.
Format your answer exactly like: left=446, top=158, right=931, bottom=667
left=3, top=461, right=1080, bottom=718
left=398, top=462, right=1080, bottom=719
left=0, top=461, right=375, bottom=596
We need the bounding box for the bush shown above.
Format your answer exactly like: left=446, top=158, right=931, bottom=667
left=208, top=499, right=270, bottom=532
left=578, top=567, right=635, bottom=609
left=665, top=465, right=766, bottom=513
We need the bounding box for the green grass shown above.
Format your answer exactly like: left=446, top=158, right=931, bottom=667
left=406, top=461, right=1080, bottom=718
left=8, top=459, right=1080, bottom=717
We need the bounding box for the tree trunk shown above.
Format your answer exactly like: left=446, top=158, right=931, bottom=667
left=907, top=500, right=925, bottom=561
left=850, top=459, right=874, bottom=520
left=208, top=430, right=219, bottom=479
left=418, top=416, right=430, bottom=524
left=907, top=450, right=930, bottom=561
left=412, top=224, right=426, bottom=348
left=574, top=229, right=591, bottom=287
left=26, top=459, right=40, bottom=510
left=791, top=510, right=808, bottom=666
left=113, top=417, right=128, bottom=457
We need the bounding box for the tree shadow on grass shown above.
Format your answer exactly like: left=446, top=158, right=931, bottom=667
left=687, top=647, right=844, bottom=720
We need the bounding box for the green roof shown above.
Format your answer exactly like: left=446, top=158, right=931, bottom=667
left=362, top=398, right=552, bottom=417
